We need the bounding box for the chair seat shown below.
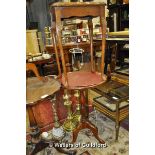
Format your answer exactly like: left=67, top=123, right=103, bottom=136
left=61, top=71, right=107, bottom=90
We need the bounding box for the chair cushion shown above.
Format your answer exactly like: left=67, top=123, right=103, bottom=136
left=93, top=96, right=129, bottom=112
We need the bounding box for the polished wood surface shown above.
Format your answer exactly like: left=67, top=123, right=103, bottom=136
left=26, top=76, right=60, bottom=104
left=61, top=71, right=106, bottom=90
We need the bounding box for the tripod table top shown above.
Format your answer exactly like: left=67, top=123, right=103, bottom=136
left=61, top=71, right=107, bottom=90
left=26, top=76, right=60, bottom=104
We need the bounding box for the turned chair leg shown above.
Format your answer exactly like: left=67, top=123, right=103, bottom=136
left=115, top=122, right=120, bottom=141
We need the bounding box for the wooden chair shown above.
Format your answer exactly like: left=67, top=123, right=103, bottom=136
left=50, top=2, right=107, bottom=144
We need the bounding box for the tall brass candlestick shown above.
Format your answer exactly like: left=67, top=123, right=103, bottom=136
left=72, top=90, right=81, bottom=124
left=63, top=90, right=76, bottom=132
left=51, top=96, right=65, bottom=140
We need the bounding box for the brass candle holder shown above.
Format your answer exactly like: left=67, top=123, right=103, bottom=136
left=72, top=90, right=81, bottom=124
left=41, top=95, right=65, bottom=142
left=63, top=90, right=77, bottom=132
left=51, top=96, right=65, bottom=141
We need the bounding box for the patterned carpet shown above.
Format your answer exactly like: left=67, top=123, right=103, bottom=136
left=35, top=110, right=129, bottom=155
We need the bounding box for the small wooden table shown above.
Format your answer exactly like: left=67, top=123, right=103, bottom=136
left=50, top=2, right=107, bottom=144
left=26, top=76, right=61, bottom=131
left=27, top=57, right=54, bottom=65
left=27, top=77, right=77, bottom=155
left=27, top=57, right=54, bottom=76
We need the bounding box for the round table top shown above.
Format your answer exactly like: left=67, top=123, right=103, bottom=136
left=61, top=71, right=107, bottom=90
left=26, top=76, right=60, bottom=104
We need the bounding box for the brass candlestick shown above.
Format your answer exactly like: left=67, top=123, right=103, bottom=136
left=63, top=90, right=76, bottom=132
left=41, top=96, right=65, bottom=142
left=51, top=96, right=65, bottom=141
left=72, top=90, right=81, bottom=124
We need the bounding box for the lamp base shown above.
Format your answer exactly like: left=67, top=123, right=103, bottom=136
left=63, top=119, right=77, bottom=132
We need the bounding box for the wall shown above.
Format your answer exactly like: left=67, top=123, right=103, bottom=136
left=26, top=0, right=57, bottom=43
left=26, top=0, right=108, bottom=42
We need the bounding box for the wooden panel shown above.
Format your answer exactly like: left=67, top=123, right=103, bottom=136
left=57, top=6, right=101, bottom=19
left=51, top=2, right=106, bottom=7
left=26, top=76, right=60, bottom=103
left=26, top=30, right=40, bottom=55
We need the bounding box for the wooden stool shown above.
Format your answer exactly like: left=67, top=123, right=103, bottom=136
left=50, top=2, right=107, bottom=144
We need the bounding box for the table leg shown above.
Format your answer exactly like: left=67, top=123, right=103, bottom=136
left=110, top=43, right=117, bottom=72
left=55, top=10, right=69, bottom=87
left=88, top=18, right=94, bottom=72
left=27, top=106, right=40, bottom=143
left=100, top=9, right=106, bottom=76
left=72, top=89, right=106, bottom=144
left=51, top=25, right=62, bottom=78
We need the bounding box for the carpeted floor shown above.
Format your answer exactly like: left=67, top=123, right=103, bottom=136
left=35, top=110, right=129, bottom=155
